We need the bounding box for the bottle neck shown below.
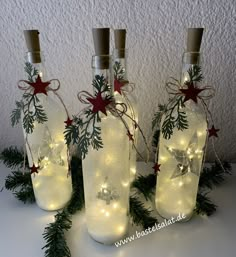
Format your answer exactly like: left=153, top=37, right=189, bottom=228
left=25, top=51, right=46, bottom=80
left=113, top=49, right=127, bottom=80
left=92, top=55, right=113, bottom=95
left=180, top=52, right=201, bottom=85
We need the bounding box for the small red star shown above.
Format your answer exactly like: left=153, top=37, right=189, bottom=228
left=87, top=92, right=111, bottom=115
left=127, top=130, right=134, bottom=141
left=27, top=75, right=50, bottom=95
left=179, top=82, right=204, bottom=103
left=208, top=125, right=220, bottom=138
left=152, top=163, right=161, bottom=174
left=114, top=79, right=128, bottom=95
left=64, top=117, right=73, bottom=126
left=30, top=164, right=39, bottom=175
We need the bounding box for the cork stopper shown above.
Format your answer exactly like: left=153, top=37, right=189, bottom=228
left=114, top=29, right=126, bottom=58
left=92, top=28, right=110, bottom=55
left=92, top=28, right=110, bottom=69
left=114, top=29, right=126, bottom=49
left=187, top=28, right=204, bottom=52
left=24, top=30, right=41, bottom=63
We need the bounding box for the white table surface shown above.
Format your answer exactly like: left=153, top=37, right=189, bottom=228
left=0, top=162, right=235, bottom=257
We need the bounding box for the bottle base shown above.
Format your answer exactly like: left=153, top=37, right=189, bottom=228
left=88, top=229, right=128, bottom=245
left=157, top=209, right=193, bottom=223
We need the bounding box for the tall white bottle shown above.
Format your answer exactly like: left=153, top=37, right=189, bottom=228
left=23, top=30, right=72, bottom=211
left=82, top=28, right=130, bottom=244
left=155, top=28, right=207, bottom=221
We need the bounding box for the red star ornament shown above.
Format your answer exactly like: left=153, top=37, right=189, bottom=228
left=179, top=83, right=204, bottom=103
left=64, top=117, right=73, bottom=126
left=152, top=163, right=161, bottom=174
left=28, top=75, right=50, bottom=95
left=127, top=130, right=134, bottom=142
left=208, top=125, right=220, bottom=138
left=30, top=164, right=39, bottom=175
left=114, top=79, right=128, bottom=95
left=87, top=92, right=111, bottom=115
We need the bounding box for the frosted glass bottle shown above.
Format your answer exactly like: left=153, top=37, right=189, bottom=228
left=155, top=52, right=207, bottom=221
left=113, top=49, right=138, bottom=182
left=23, top=52, right=72, bottom=211
left=82, top=55, right=130, bottom=244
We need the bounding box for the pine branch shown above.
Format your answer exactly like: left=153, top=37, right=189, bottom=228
left=64, top=116, right=82, bottom=146
left=42, top=211, right=72, bottom=257
left=199, top=161, right=231, bottom=190
left=161, top=96, right=188, bottom=139
left=22, top=93, right=48, bottom=134
left=132, top=174, right=156, bottom=201
left=130, top=195, right=158, bottom=229
left=195, top=193, right=217, bottom=216
left=188, top=66, right=203, bottom=83
left=14, top=186, right=35, bottom=204
left=24, top=62, right=38, bottom=82
left=5, top=171, right=35, bottom=204
left=11, top=101, right=24, bottom=126
left=113, top=61, right=125, bottom=80
left=5, top=171, right=31, bottom=190
left=0, top=146, right=27, bottom=169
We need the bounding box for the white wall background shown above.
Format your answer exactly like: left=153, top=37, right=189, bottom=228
left=0, top=0, right=235, bottom=161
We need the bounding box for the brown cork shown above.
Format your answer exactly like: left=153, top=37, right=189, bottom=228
left=92, top=28, right=110, bottom=55
left=24, top=30, right=41, bottom=63
left=114, top=29, right=126, bottom=49
left=187, top=28, right=204, bottom=52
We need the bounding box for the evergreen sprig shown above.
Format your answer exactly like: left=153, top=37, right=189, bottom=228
left=64, top=74, right=112, bottom=159
left=195, top=193, right=217, bottom=216
left=14, top=186, right=36, bottom=204
left=5, top=171, right=35, bottom=204
left=199, top=162, right=231, bottom=190
left=130, top=195, right=158, bottom=229
left=113, top=61, right=125, bottom=80
left=0, top=146, right=27, bottom=169
left=11, top=63, right=48, bottom=133
left=11, top=101, right=24, bottom=126
left=187, top=66, right=203, bottom=83
left=24, top=62, right=38, bottom=82
left=132, top=174, right=157, bottom=201
left=161, top=96, right=188, bottom=139
left=42, top=210, right=72, bottom=257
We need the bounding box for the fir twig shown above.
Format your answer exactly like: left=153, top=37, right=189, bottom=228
left=14, top=186, right=35, bottom=204
left=195, top=193, right=217, bottom=216
left=199, top=161, right=231, bottom=190
left=113, top=61, right=125, bottom=80
left=42, top=211, right=72, bottom=257
left=5, top=171, right=31, bottom=190
left=161, top=96, right=188, bottom=139
left=11, top=101, right=24, bottom=126
left=24, top=62, right=38, bottom=82
left=5, top=171, right=35, bottom=204
left=132, top=174, right=156, bottom=201
left=0, top=146, right=27, bottom=169
left=130, top=195, right=158, bottom=229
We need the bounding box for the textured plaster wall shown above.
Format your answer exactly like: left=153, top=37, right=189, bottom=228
left=0, top=0, right=235, bottom=161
